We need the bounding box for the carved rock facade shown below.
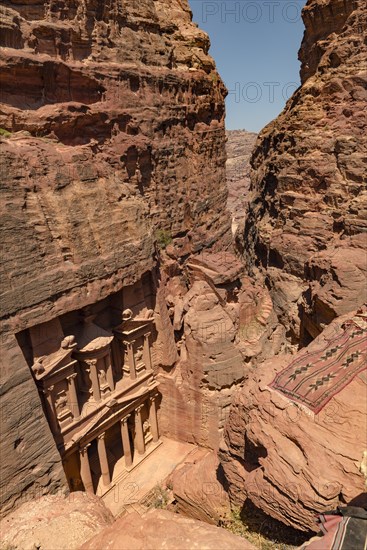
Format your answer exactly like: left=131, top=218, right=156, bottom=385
left=0, top=0, right=232, bottom=516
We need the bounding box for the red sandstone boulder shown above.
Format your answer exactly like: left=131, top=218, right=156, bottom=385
left=80, top=508, right=256, bottom=550
left=0, top=492, right=114, bottom=550
left=172, top=451, right=231, bottom=524
left=219, top=312, right=367, bottom=532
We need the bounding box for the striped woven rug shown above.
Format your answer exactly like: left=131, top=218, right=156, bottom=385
left=270, top=317, right=367, bottom=414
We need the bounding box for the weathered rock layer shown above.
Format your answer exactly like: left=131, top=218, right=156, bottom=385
left=226, top=129, right=257, bottom=234
left=219, top=312, right=367, bottom=532
left=0, top=0, right=231, bottom=516
left=243, top=0, right=367, bottom=342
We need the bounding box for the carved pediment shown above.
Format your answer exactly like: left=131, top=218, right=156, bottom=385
left=31, top=336, right=77, bottom=381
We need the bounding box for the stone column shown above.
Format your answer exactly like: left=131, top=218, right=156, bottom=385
left=80, top=444, right=94, bottom=493
left=143, top=332, right=153, bottom=371
left=149, top=394, right=159, bottom=443
left=125, top=341, right=136, bottom=380
left=120, top=415, right=132, bottom=467
left=87, top=359, right=101, bottom=402
left=105, top=353, right=115, bottom=392
left=67, top=373, right=80, bottom=419
left=134, top=404, right=145, bottom=456
left=42, top=385, right=59, bottom=434
left=97, top=432, right=110, bottom=486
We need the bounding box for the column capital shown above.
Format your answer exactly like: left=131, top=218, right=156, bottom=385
left=149, top=393, right=159, bottom=403
left=80, top=443, right=91, bottom=453
left=85, top=358, right=98, bottom=367
left=121, top=414, right=131, bottom=424
left=67, top=373, right=78, bottom=381
left=135, top=404, right=144, bottom=414
left=123, top=340, right=135, bottom=347
left=97, top=432, right=106, bottom=441
left=144, top=332, right=151, bottom=339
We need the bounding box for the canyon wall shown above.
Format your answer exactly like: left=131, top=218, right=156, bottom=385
left=226, top=129, right=257, bottom=234
left=0, top=0, right=233, bottom=516
left=243, top=0, right=367, bottom=343
left=219, top=310, right=367, bottom=532
left=218, top=0, right=367, bottom=533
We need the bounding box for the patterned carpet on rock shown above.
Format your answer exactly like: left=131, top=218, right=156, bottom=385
left=270, top=314, right=367, bottom=414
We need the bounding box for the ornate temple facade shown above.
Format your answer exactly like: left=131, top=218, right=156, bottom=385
left=24, top=299, right=161, bottom=496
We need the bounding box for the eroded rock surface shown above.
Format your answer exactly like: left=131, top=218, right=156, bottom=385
left=80, top=508, right=256, bottom=550
left=226, top=129, right=257, bottom=234
left=243, top=0, right=367, bottom=342
left=219, top=313, right=367, bottom=532
left=157, top=251, right=284, bottom=449
left=0, top=492, right=114, bottom=550
left=0, top=0, right=231, bottom=516
left=172, top=450, right=231, bottom=524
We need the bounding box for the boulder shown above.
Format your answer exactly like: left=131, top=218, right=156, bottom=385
left=172, top=451, right=231, bottom=524
left=220, top=312, right=367, bottom=531
left=80, top=508, right=256, bottom=550
left=0, top=492, right=114, bottom=550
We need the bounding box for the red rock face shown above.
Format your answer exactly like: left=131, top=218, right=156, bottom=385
left=0, top=0, right=230, bottom=323
left=0, top=492, right=114, bottom=550
left=226, top=130, right=257, bottom=235
left=243, top=0, right=367, bottom=342
left=0, top=0, right=231, bottom=516
left=81, top=509, right=256, bottom=550
left=219, top=312, right=367, bottom=532
left=156, top=253, right=284, bottom=450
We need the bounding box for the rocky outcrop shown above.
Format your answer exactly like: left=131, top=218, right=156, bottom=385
left=0, top=0, right=231, bottom=515
left=0, top=492, right=256, bottom=550
left=243, top=0, right=367, bottom=342
left=226, top=130, right=257, bottom=234
left=81, top=508, right=256, bottom=550
left=157, top=251, right=284, bottom=449
left=0, top=492, right=114, bottom=550
left=0, top=0, right=230, bottom=323
left=219, top=313, right=367, bottom=532
left=172, top=451, right=231, bottom=524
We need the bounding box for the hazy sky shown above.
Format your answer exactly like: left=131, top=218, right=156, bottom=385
left=188, top=0, right=308, bottom=132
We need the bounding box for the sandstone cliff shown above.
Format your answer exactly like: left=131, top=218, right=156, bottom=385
left=243, top=0, right=367, bottom=342
left=0, top=0, right=231, bottom=516
left=217, top=0, right=367, bottom=533
left=219, top=311, right=367, bottom=532
left=226, top=129, right=257, bottom=234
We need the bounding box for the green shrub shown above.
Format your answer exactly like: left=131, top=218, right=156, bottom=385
left=149, top=484, right=170, bottom=509
left=0, top=128, right=11, bottom=137
left=155, top=229, right=172, bottom=250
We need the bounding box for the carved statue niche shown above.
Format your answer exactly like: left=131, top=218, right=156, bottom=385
left=141, top=404, right=152, bottom=445
left=72, top=309, right=114, bottom=405
left=54, top=386, right=70, bottom=421
left=135, top=344, right=144, bottom=367
left=30, top=332, right=79, bottom=432
left=113, top=310, right=154, bottom=381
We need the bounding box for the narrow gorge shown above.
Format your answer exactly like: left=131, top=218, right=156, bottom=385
left=0, top=1, right=366, bottom=549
